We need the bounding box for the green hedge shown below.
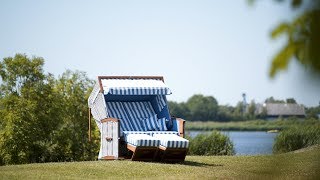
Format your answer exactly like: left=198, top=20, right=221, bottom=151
left=273, top=125, right=320, bottom=153
left=187, top=131, right=234, bottom=155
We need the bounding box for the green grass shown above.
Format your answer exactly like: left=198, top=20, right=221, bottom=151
left=185, top=119, right=320, bottom=131
left=0, top=146, right=319, bottom=179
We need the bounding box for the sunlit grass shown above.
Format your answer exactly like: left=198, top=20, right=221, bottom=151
left=0, top=146, right=319, bottom=179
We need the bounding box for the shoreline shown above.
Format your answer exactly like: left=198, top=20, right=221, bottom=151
left=184, top=119, right=320, bottom=132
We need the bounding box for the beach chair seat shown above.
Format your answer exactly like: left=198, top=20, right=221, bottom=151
left=153, top=134, right=189, bottom=162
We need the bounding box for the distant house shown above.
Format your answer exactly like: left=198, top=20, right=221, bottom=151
left=256, top=103, right=306, bottom=119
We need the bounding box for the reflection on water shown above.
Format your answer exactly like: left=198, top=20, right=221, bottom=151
left=187, top=131, right=278, bottom=155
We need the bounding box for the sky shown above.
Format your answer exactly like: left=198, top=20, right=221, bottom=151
left=1, top=0, right=320, bottom=107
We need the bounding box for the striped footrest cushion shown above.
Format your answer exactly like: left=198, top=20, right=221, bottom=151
left=126, top=134, right=160, bottom=147
left=148, top=131, right=180, bottom=136
left=153, top=134, right=189, bottom=148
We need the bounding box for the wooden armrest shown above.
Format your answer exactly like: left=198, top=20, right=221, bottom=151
left=176, top=118, right=185, bottom=138
left=101, top=118, right=119, bottom=123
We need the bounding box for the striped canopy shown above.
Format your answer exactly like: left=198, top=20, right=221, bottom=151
left=101, top=79, right=172, bottom=95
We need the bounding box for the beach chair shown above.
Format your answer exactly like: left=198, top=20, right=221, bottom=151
left=88, top=76, right=188, bottom=162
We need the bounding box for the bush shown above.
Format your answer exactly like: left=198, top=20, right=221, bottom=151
left=273, top=125, right=320, bottom=153
left=187, top=131, right=234, bottom=155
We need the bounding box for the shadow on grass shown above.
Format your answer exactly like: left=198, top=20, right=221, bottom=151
left=179, top=160, right=223, bottom=167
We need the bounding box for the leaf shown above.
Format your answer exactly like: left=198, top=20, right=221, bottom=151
left=271, top=23, right=291, bottom=39
left=291, top=0, right=302, bottom=8
left=269, top=44, right=296, bottom=78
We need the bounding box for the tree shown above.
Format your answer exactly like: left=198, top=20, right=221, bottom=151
left=51, top=70, right=98, bottom=161
left=0, top=54, right=99, bottom=165
left=248, top=100, right=257, bottom=119
left=186, top=94, right=219, bottom=121
left=232, top=102, right=245, bottom=121
left=0, top=54, right=61, bottom=164
left=0, top=54, right=45, bottom=95
left=264, top=96, right=285, bottom=103
left=168, top=101, right=191, bottom=120
left=305, top=106, right=320, bottom=119
left=217, top=105, right=234, bottom=122
left=286, top=98, right=297, bottom=104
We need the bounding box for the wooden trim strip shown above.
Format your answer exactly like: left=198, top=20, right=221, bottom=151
left=159, top=145, right=166, bottom=151
left=101, top=156, right=116, bottom=160
left=97, top=77, right=104, bottom=93
left=101, top=118, right=119, bottom=123
left=98, top=76, right=165, bottom=82
left=127, top=144, right=137, bottom=152
left=176, top=118, right=186, bottom=138
left=88, top=107, right=91, bottom=142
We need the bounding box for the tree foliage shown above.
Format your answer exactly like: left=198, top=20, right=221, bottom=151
left=0, top=54, right=98, bottom=165
left=169, top=95, right=317, bottom=121
left=51, top=70, right=97, bottom=161
left=0, top=54, right=45, bottom=95
left=169, top=94, right=257, bottom=122
left=186, top=94, right=219, bottom=121
left=265, top=96, right=286, bottom=103
left=0, top=54, right=60, bottom=164
left=256, top=0, right=320, bottom=77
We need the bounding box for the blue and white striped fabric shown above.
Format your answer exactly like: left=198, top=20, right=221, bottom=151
left=101, top=79, right=172, bottom=95
left=126, top=134, right=160, bottom=147
left=106, top=102, right=134, bottom=132
left=153, top=134, right=189, bottom=148
left=148, top=131, right=179, bottom=136
left=108, top=87, right=171, bottom=95
left=123, top=101, right=156, bottom=131
left=142, top=114, right=159, bottom=131
left=155, top=95, right=167, bottom=112
left=123, top=131, right=151, bottom=142
left=157, top=117, right=168, bottom=131
left=123, top=131, right=151, bottom=137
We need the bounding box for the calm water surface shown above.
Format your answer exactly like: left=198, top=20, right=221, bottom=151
left=188, top=131, right=278, bottom=155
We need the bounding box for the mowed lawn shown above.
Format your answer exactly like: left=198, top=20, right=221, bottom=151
left=0, top=146, right=319, bottom=179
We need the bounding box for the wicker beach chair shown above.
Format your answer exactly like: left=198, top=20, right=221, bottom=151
left=88, top=76, right=188, bottom=162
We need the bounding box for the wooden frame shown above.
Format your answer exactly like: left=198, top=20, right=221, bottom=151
left=101, top=156, right=117, bottom=160
left=101, top=118, right=119, bottom=123
left=88, top=108, right=91, bottom=142
left=176, top=118, right=186, bottom=138
left=127, top=144, right=159, bottom=161
left=156, top=146, right=188, bottom=163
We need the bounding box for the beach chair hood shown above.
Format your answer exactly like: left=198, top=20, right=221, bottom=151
left=88, top=76, right=172, bottom=129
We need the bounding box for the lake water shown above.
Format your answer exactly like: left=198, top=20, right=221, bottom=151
left=188, top=131, right=278, bottom=155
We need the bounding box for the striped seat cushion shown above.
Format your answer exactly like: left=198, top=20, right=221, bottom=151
left=126, top=134, right=160, bottom=147
left=153, top=134, right=189, bottom=148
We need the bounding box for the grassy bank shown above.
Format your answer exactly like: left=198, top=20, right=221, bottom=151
left=185, top=119, right=320, bottom=131
left=0, top=146, right=319, bottom=179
